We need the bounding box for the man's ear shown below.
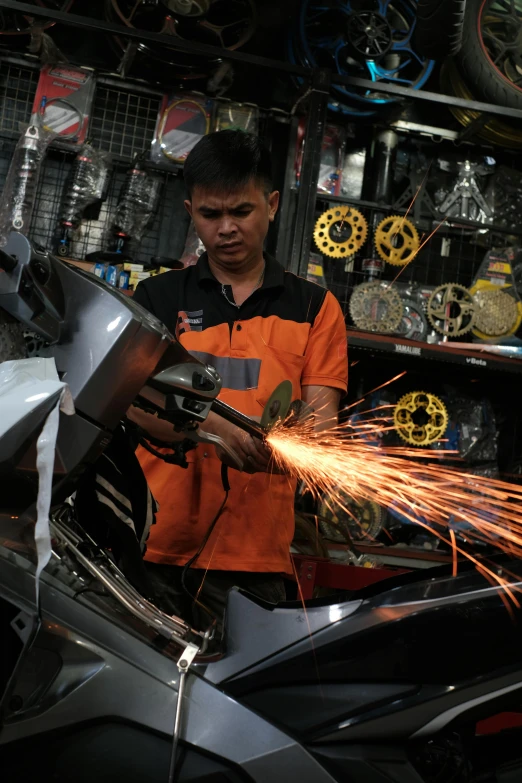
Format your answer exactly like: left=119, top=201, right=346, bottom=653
left=268, top=190, right=280, bottom=222
left=184, top=199, right=193, bottom=218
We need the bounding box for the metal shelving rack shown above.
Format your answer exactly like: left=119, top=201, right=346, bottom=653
left=1, top=0, right=522, bottom=383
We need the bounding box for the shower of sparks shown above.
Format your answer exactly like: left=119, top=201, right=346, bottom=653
left=266, top=416, right=522, bottom=602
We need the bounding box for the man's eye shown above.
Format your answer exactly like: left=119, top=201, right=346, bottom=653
left=234, top=210, right=251, bottom=217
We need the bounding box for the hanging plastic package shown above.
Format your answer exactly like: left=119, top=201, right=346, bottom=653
left=470, top=246, right=522, bottom=341
left=54, top=144, right=111, bottom=258
left=150, top=93, right=212, bottom=169
left=0, top=122, right=56, bottom=246
left=0, top=358, right=74, bottom=603
left=214, top=101, right=258, bottom=134
left=31, top=65, right=96, bottom=145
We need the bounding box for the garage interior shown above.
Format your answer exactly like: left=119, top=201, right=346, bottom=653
left=2, top=1, right=522, bottom=782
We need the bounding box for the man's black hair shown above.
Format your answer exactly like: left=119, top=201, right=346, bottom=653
left=184, top=130, right=273, bottom=198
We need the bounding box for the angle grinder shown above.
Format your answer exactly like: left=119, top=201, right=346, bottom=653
left=211, top=380, right=310, bottom=440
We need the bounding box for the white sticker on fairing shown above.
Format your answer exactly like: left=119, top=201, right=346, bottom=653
left=0, top=358, right=74, bottom=604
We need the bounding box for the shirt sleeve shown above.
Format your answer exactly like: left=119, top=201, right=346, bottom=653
left=132, top=281, right=155, bottom=314
left=301, top=290, right=348, bottom=392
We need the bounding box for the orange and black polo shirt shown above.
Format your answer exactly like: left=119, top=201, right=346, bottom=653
left=133, top=252, right=348, bottom=574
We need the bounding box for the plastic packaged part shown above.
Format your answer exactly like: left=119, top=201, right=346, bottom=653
left=0, top=124, right=56, bottom=246
left=306, top=252, right=327, bottom=288
left=106, top=158, right=162, bottom=259
left=179, top=221, right=206, bottom=267
left=487, top=168, right=522, bottom=232
left=54, top=145, right=111, bottom=258
left=470, top=247, right=522, bottom=340
left=214, top=102, right=258, bottom=134
left=150, top=93, right=212, bottom=168
left=295, top=119, right=346, bottom=196
left=445, top=392, right=498, bottom=464
left=31, top=64, right=96, bottom=145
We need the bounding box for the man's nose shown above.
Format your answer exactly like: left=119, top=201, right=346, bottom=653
left=218, top=216, right=238, bottom=236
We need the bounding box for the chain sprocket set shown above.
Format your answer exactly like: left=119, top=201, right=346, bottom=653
left=313, top=205, right=522, bottom=343
left=393, top=391, right=448, bottom=446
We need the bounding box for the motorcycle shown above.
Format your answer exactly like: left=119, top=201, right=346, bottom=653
left=1, top=233, right=522, bottom=783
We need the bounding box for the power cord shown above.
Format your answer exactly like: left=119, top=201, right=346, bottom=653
left=180, top=464, right=230, bottom=622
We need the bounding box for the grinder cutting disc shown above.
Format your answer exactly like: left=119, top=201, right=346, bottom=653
left=261, top=380, right=292, bottom=431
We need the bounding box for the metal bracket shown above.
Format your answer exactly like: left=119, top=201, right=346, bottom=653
left=168, top=643, right=199, bottom=782
left=290, top=68, right=331, bottom=277
left=177, top=642, right=199, bottom=674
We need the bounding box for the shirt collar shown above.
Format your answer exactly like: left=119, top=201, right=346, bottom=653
left=196, top=251, right=285, bottom=290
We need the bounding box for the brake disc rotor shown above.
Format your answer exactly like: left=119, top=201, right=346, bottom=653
left=472, top=287, right=520, bottom=338
left=349, top=281, right=403, bottom=333
left=397, top=298, right=428, bottom=341
left=427, top=283, right=475, bottom=337
left=394, top=391, right=448, bottom=446
left=374, top=215, right=420, bottom=266
left=314, top=207, right=368, bottom=258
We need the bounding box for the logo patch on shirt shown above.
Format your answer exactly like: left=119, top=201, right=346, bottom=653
left=176, top=309, right=203, bottom=338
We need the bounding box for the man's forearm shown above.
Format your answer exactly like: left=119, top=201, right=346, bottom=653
left=127, top=406, right=226, bottom=443
left=127, top=406, right=184, bottom=442
left=301, top=385, right=342, bottom=432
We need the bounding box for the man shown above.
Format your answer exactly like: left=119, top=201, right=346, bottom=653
left=129, top=130, right=348, bottom=631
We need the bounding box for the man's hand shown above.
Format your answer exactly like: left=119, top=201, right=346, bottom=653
left=201, top=412, right=275, bottom=474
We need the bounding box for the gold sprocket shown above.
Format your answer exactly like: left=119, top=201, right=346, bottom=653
left=314, top=206, right=368, bottom=258
left=319, top=494, right=384, bottom=543
left=374, top=215, right=420, bottom=267
left=394, top=391, right=448, bottom=447
left=349, top=281, right=403, bottom=333
left=427, top=283, right=475, bottom=337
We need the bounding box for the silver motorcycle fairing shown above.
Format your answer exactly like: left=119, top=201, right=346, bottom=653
left=0, top=536, right=338, bottom=783
left=3, top=523, right=522, bottom=771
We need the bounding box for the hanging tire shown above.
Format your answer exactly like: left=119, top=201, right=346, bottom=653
left=457, top=0, right=522, bottom=110
left=414, top=0, right=467, bottom=60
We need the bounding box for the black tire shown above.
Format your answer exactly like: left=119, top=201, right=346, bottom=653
left=414, top=0, right=467, bottom=60
left=457, top=0, right=522, bottom=110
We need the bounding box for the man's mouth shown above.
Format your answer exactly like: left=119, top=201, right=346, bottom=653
left=218, top=242, right=242, bottom=252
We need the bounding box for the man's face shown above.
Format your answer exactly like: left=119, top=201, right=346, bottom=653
left=185, top=180, right=279, bottom=269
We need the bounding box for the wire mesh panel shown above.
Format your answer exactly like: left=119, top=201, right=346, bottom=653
left=0, top=59, right=189, bottom=263
left=0, top=60, right=38, bottom=135
left=28, top=153, right=187, bottom=264
left=90, top=85, right=161, bottom=161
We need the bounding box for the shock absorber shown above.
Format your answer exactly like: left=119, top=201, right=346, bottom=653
left=55, top=145, right=110, bottom=257
left=10, top=126, right=42, bottom=235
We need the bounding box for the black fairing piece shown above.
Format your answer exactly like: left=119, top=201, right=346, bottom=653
left=222, top=560, right=522, bottom=745
left=1, top=724, right=250, bottom=783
